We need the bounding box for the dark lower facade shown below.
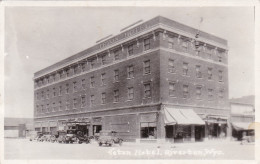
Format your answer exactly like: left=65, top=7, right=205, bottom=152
left=34, top=103, right=231, bottom=143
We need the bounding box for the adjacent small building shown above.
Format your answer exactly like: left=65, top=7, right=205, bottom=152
left=33, top=16, right=230, bottom=142
left=230, top=95, right=255, bottom=140
left=4, top=118, right=34, bottom=138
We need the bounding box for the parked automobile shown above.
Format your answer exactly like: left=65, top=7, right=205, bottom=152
left=38, top=132, right=52, bottom=142
left=241, top=130, right=255, bottom=144
left=98, top=130, right=123, bottom=146
left=29, top=131, right=43, bottom=141
left=57, top=131, right=67, bottom=143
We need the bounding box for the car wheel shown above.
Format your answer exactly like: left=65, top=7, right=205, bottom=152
left=99, top=142, right=102, bottom=146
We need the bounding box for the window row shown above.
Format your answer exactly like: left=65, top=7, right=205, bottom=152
left=35, top=37, right=154, bottom=88
left=36, top=83, right=152, bottom=114
left=168, top=82, right=225, bottom=100
left=167, top=35, right=226, bottom=63
left=168, top=59, right=224, bottom=81
left=36, top=60, right=151, bottom=100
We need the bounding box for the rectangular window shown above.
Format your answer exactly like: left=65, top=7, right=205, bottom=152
left=90, top=95, right=95, bottom=106
left=208, top=68, right=213, bottom=80
left=46, top=104, right=49, bottom=113
left=41, top=105, right=44, bottom=113
left=81, top=62, right=86, bottom=72
left=58, top=101, right=62, bottom=111
left=144, top=83, right=151, bottom=98
left=74, top=65, right=78, bottom=74
left=196, top=65, right=202, bottom=78
left=196, top=85, right=202, bottom=99
left=81, top=96, right=86, bottom=107
left=114, top=69, right=119, bottom=82
left=168, top=59, right=175, bottom=73
left=82, top=79, right=86, bottom=89
left=53, top=87, right=56, bottom=97
left=114, top=50, right=120, bottom=61
left=52, top=102, right=55, bottom=112
left=169, top=82, right=176, bottom=97
left=140, top=122, right=157, bottom=139
left=183, top=85, right=189, bottom=98
left=73, top=98, right=77, bottom=109
left=143, top=60, right=151, bottom=74
left=183, top=62, right=189, bottom=76
left=101, top=55, right=106, bottom=65
left=101, top=73, right=106, bottom=85
left=101, top=93, right=106, bottom=104
left=90, top=59, right=95, bottom=69
left=66, top=84, right=69, bottom=94
left=114, top=90, right=119, bottom=102
left=66, top=69, right=70, bottom=77
left=41, top=91, right=44, bottom=100
left=168, top=37, right=174, bottom=49
left=128, top=44, right=134, bottom=56
left=208, top=89, right=213, bottom=100
left=144, top=38, right=151, bottom=51
left=66, top=101, right=69, bottom=110
left=128, top=87, right=134, bottom=100
left=90, top=76, right=95, bottom=88
left=218, top=70, right=223, bottom=82
left=182, top=41, right=188, bottom=51
left=73, top=82, right=77, bottom=92
left=59, top=86, right=62, bottom=96
left=127, top=65, right=134, bottom=78
left=219, top=89, right=224, bottom=99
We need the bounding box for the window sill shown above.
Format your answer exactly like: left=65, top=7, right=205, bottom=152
left=143, top=73, right=151, bottom=76
left=126, top=99, right=133, bottom=102
left=143, top=97, right=152, bottom=99
left=169, top=96, right=177, bottom=98
left=168, top=72, right=177, bottom=74
left=127, top=77, right=135, bottom=80
left=113, top=81, right=119, bottom=83
left=182, top=75, right=190, bottom=77
left=113, top=102, right=120, bottom=104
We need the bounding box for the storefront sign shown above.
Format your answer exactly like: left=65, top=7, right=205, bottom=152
left=140, top=113, right=157, bottom=122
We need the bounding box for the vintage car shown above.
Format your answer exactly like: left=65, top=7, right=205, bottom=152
left=98, top=130, right=123, bottom=146
left=56, top=131, right=67, bottom=143
left=38, top=132, right=52, bottom=142
left=241, top=130, right=255, bottom=144
left=64, top=129, right=78, bottom=144
left=29, top=131, right=43, bottom=141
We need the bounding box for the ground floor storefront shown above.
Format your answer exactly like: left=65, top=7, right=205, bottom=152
left=34, top=104, right=231, bottom=142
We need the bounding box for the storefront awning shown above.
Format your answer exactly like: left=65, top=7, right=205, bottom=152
left=164, top=107, right=205, bottom=125
left=231, top=122, right=254, bottom=131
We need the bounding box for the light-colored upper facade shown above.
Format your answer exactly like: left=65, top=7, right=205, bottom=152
left=34, top=16, right=229, bottom=119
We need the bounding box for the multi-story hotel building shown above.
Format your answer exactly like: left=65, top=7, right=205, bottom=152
left=33, top=16, right=230, bottom=142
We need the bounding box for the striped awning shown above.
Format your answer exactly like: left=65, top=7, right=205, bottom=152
left=164, top=107, right=205, bottom=125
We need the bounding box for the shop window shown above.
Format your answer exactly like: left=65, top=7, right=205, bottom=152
left=128, top=87, right=134, bottom=100
left=218, top=70, right=223, bottom=82
left=208, top=68, right=213, bottom=80
left=81, top=96, right=86, bottom=107
left=140, top=122, right=157, bottom=139
left=128, top=44, right=134, bottom=56
left=196, top=65, right=202, bottom=78
left=144, top=82, right=151, bottom=98
left=90, top=76, right=95, bottom=88
left=143, top=60, right=151, bottom=74
left=90, top=95, right=95, bottom=106
left=114, top=90, right=119, bottom=102
left=114, top=50, right=120, bottom=61
left=169, top=82, right=176, bottom=97
left=196, top=85, right=202, bottom=99
left=66, top=84, right=69, bottom=94
left=183, top=85, right=189, bottom=98
left=101, top=93, right=106, bottom=104
left=183, top=62, right=189, bottom=76
left=101, top=73, right=106, bottom=85
left=144, top=38, right=151, bottom=51
left=127, top=65, right=134, bottom=79
left=114, top=69, right=119, bottom=82
left=168, top=59, right=175, bottom=73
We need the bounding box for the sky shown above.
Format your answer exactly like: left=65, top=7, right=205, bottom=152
left=4, top=7, right=255, bottom=118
